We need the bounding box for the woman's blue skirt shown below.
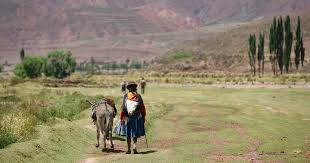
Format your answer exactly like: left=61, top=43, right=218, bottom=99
left=114, top=114, right=145, bottom=138
left=126, top=114, right=145, bottom=138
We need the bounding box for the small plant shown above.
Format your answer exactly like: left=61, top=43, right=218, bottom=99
left=0, top=128, right=17, bottom=149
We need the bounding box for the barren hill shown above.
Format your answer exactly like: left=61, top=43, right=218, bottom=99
left=153, top=12, right=310, bottom=73
left=0, top=0, right=310, bottom=64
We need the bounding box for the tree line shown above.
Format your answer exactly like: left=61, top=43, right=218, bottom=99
left=248, top=15, right=305, bottom=76
left=15, top=50, right=76, bottom=78
left=76, top=57, right=149, bottom=74
left=14, top=49, right=150, bottom=78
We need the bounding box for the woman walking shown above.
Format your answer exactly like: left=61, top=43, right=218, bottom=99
left=120, top=81, right=146, bottom=154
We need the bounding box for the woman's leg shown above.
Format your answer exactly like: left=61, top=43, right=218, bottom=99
left=126, top=137, right=131, bottom=154
left=133, top=137, right=138, bottom=154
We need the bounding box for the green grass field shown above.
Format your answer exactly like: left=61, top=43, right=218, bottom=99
left=0, top=81, right=310, bottom=162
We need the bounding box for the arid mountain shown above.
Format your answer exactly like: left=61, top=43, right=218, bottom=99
left=153, top=12, right=310, bottom=73
left=0, top=0, right=310, bottom=64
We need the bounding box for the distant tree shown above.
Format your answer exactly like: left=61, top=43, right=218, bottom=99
left=248, top=34, right=256, bottom=75
left=14, top=56, right=45, bottom=78
left=257, top=32, right=265, bottom=76
left=142, top=60, right=150, bottom=68
left=269, top=17, right=278, bottom=75
left=125, top=59, right=130, bottom=71
left=130, top=59, right=142, bottom=69
left=294, top=16, right=302, bottom=70
left=20, top=48, right=25, bottom=61
left=44, top=50, right=76, bottom=78
left=111, top=61, right=118, bottom=70
left=301, top=35, right=305, bottom=68
left=276, top=17, right=284, bottom=74
left=87, top=57, right=96, bottom=74
left=120, top=62, right=128, bottom=70
left=284, top=15, right=293, bottom=73
left=90, top=57, right=95, bottom=66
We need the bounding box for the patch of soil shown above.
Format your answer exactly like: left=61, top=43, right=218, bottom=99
left=152, top=138, right=180, bottom=149
left=187, top=122, right=217, bottom=132
left=225, top=121, right=247, bottom=137
left=208, top=139, right=231, bottom=146
left=164, top=115, right=186, bottom=122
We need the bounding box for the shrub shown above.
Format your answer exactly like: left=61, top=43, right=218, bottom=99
left=44, top=50, right=76, bottom=78
left=14, top=64, right=27, bottom=78
left=14, top=56, right=45, bottom=78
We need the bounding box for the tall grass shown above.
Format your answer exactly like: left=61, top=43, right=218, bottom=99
left=0, top=85, right=113, bottom=149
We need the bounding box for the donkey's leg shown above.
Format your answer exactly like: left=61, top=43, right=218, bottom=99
left=102, top=131, right=107, bottom=151
left=98, top=117, right=107, bottom=151
left=96, top=124, right=100, bottom=148
left=110, top=129, right=114, bottom=149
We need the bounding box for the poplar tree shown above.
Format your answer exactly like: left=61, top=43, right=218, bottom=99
left=284, top=15, right=293, bottom=73
left=294, top=16, right=301, bottom=70
left=257, top=32, right=265, bottom=76
left=20, top=48, right=25, bottom=61
left=248, top=34, right=256, bottom=75
left=277, top=17, right=284, bottom=74
left=301, top=36, right=305, bottom=68
left=269, top=17, right=277, bottom=75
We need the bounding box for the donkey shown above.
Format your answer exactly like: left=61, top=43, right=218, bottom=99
left=88, top=99, right=115, bottom=151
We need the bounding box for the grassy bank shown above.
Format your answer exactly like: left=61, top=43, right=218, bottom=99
left=0, top=80, right=117, bottom=150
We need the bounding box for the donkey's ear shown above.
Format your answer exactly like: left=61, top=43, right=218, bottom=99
left=86, top=100, right=93, bottom=106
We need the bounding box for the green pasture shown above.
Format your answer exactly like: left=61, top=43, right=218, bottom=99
left=0, top=81, right=309, bottom=162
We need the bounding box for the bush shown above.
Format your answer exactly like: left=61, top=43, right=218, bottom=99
left=14, top=64, right=27, bottom=78
left=14, top=56, right=45, bottom=78
left=44, top=50, right=76, bottom=78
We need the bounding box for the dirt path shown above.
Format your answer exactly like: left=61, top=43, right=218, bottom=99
left=78, top=86, right=310, bottom=162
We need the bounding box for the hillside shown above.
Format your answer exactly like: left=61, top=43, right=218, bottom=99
left=152, top=12, right=310, bottom=73
left=0, top=0, right=310, bottom=64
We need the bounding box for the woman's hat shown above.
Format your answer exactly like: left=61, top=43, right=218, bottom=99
left=126, top=81, right=137, bottom=89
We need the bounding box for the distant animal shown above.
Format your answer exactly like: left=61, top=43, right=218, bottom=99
left=88, top=99, right=115, bottom=151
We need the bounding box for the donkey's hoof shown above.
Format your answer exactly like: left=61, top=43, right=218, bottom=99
left=111, top=145, right=114, bottom=149
left=95, top=144, right=99, bottom=148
